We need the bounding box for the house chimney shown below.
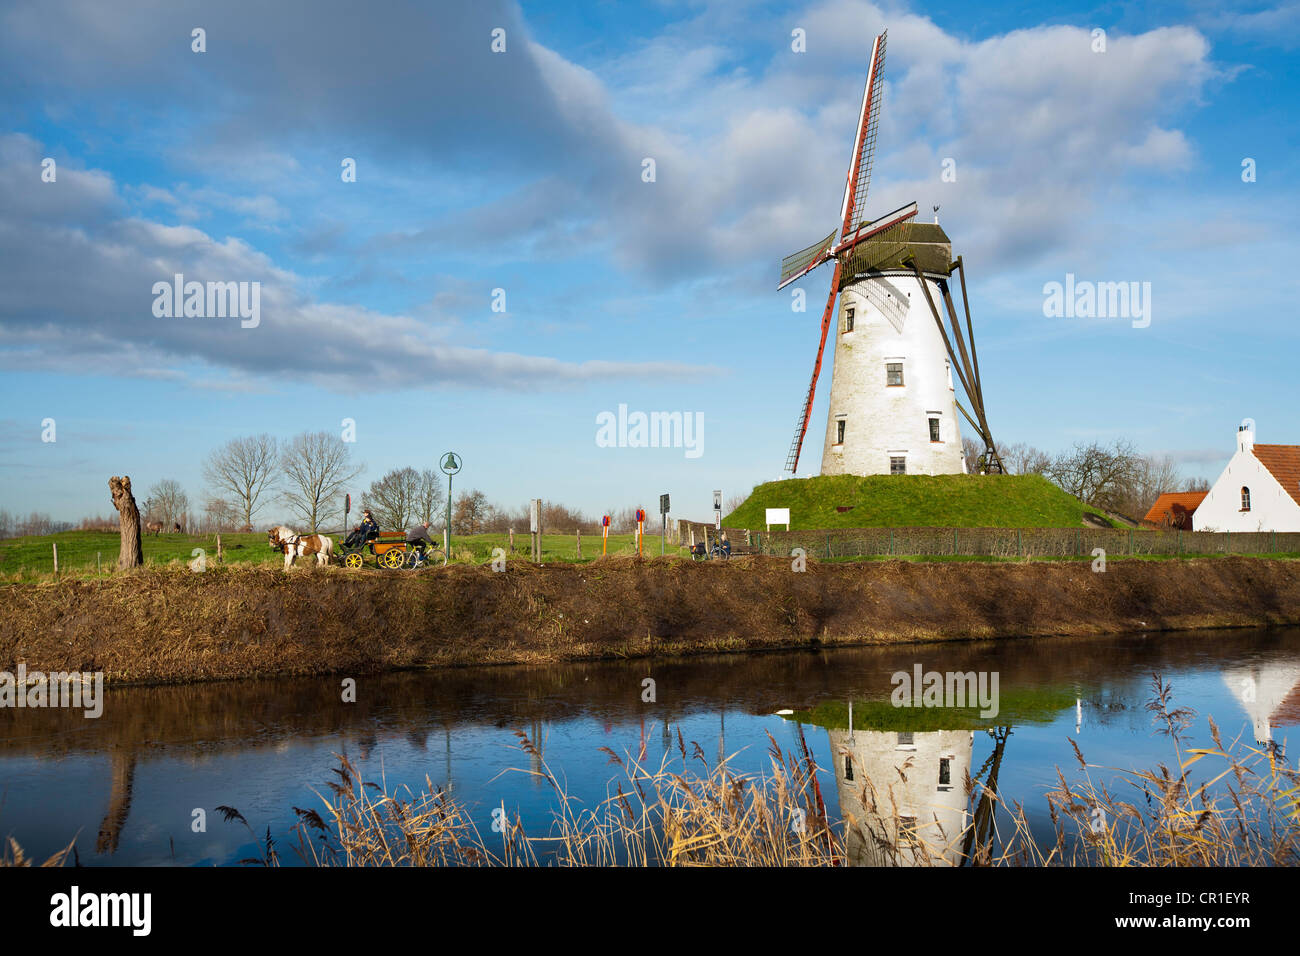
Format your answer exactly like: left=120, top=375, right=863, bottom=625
left=1238, top=420, right=1256, bottom=453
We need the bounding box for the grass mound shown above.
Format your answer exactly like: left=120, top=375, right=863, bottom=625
left=723, top=473, right=1107, bottom=530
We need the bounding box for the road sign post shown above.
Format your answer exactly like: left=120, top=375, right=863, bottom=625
left=602, top=515, right=610, bottom=555
left=713, top=489, right=722, bottom=531
left=635, top=509, right=646, bottom=557
left=660, top=493, right=670, bottom=556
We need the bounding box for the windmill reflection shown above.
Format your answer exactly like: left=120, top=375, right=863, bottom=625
left=823, top=705, right=1012, bottom=867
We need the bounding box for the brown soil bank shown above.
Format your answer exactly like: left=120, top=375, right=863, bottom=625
left=4, top=556, right=1300, bottom=685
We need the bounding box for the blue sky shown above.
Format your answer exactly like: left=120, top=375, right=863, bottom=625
left=1, top=0, right=1297, bottom=524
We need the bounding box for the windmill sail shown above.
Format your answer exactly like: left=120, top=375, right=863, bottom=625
left=778, top=228, right=838, bottom=291
left=839, top=30, right=887, bottom=237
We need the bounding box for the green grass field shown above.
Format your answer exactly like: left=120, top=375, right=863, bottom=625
left=0, top=528, right=678, bottom=578
left=723, top=473, right=1110, bottom=530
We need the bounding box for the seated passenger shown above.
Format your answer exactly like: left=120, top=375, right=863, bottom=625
left=344, top=524, right=366, bottom=548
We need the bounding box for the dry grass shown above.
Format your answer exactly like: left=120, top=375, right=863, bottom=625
left=5, top=559, right=1300, bottom=686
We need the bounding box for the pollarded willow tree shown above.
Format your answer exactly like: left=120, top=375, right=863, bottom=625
left=108, top=475, right=143, bottom=569
left=279, top=431, right=362, bottom=533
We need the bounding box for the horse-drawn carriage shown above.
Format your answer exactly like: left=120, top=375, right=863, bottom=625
left=339, top=530, right=434, bottom=569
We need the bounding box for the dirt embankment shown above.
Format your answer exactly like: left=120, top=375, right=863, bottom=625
left=3, top=556, right=1300, bottom=685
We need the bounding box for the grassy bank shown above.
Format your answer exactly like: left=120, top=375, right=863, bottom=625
left=4, top=556, right=1300, bottom=685
left=723, top=473, right=1110, bottom=529
left=0, top=529, right=662, bottom=580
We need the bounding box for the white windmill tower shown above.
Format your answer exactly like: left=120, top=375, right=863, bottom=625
left=777, top=30, right=1001, bottom=476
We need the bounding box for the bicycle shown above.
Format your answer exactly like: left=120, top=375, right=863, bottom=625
left=402, top=544, right=441, bottom=570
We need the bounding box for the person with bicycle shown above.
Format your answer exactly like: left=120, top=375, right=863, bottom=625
left=405, top=520, right=440, bottom=561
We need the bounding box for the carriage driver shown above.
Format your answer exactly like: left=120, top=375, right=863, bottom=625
left=406, top=520, right=440, bottom=557
left=359, top=510, right=379, bottom=541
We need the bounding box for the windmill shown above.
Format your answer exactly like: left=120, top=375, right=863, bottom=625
left=777, top=30, right=1002, bottom=476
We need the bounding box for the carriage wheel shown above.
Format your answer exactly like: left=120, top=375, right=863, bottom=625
left=344, top=552, right=363, bottom=569
left=381, top=549, right=405, bottom=569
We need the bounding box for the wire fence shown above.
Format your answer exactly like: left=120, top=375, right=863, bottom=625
left=684, top=524, right=1300, bottom=560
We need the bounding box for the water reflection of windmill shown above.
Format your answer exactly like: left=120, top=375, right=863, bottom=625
left=777, top=29, right=1002, bottom=476
left=1222, top=662, right=1300, bottom=750
left=830, top=720, right=974, bottom=866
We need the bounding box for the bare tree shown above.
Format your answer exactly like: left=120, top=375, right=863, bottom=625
left=999, top=441, right=1053, bottom=476
left=201, top=496, right=240, bottom=532
left=143, top=479, right=190, bottom=529
left=415, top=469, right=446, bottom=526
left=279, top=431, right=362, bottom=532
left=1123, top=454, right=1182, bottom=518
left=1045, top=439, right=1143, bottom=513
left=364, top=467, right=422, bottom=531
left=202, top=434, right=280, bottom=529
left=109, top=476, right=143, bottom=569
left=453, top=489, right=490, bottom=534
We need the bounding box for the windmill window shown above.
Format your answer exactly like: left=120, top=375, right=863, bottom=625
left=1241, top=487, right=1251, bottom=512
left=938, top=757, right=951, bottom=787
left=929, top=417, right=941, bottom=442
left=844, top=754, right=854, bottom=781
left=897, top=731, right=914, bottom=748
left=844, top=307, right=855, bottom=333
left=886, top=362, right=904, bottom=387
left=890, top=456, right=906, bottom=475
left=899, top=815, right=919, bottom=846
left=836, top=420, right=846, bottom=445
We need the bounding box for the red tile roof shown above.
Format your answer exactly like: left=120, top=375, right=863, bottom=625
left=1253, top=444, right=1300, bottom=508
left=1143, top=491, right=1208, bottom=526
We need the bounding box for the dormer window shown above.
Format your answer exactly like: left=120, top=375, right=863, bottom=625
left=1241, top=487, right=1251, bottom=512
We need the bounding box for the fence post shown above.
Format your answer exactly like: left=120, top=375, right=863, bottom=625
left=1225, top=530, right=1229, bottom=556
left=1017, top=528, right=1022, bottom=557
left=826, top=534, right=831, bottom=559
left=890, top=529, right=894, bottom=556
left=954, top=528, right=959, bottom=555
left=1129, top=527, right=1133, bottom=555
left=1177, top=530, right=1181, bottom=556
left=1272, top=530, right=1276, bottom=554
left=52, top=542, right=58, bottom=575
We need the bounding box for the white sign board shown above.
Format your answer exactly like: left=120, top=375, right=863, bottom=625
left=766, top=508, right=790, bottom=529
left=529, top=498, right=541, bottom=533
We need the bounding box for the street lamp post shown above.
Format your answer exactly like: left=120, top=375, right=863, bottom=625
left=440, top=452, right=462, bottom=566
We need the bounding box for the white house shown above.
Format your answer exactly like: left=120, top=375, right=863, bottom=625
left=1196, top=422, right=1300, bottom=532
left=1221, top=661, right=1300, bottom=746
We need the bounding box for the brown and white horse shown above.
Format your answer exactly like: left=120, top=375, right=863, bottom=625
left=144, top=521, right=164, bottom=536
left=267, top=526, right=335, bottom=568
